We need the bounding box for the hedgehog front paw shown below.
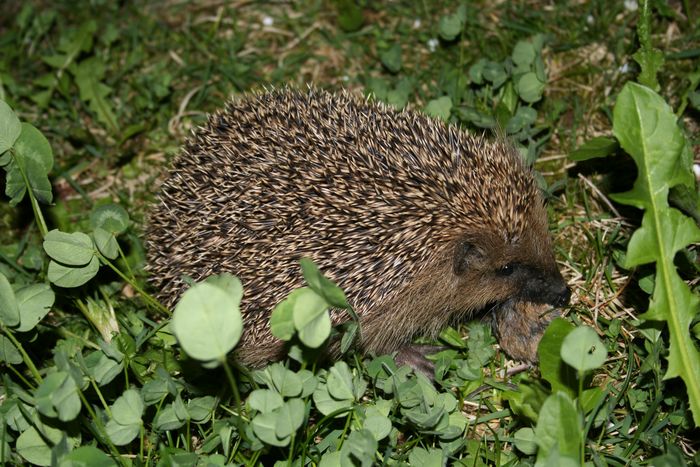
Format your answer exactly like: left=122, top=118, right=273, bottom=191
left=394, top=344, right=447, bottom=379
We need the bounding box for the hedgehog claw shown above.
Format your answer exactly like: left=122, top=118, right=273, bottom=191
left=394, top=345, right=447, bottom=380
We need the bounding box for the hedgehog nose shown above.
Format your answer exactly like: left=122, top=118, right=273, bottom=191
left=554, top=286, right=571, bottom=307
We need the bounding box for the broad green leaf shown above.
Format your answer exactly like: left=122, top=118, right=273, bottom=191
left=505, top=106, right=537, bottom=134
left=16, top=426, right=56, bottom=466
left=252, top=411, right=291, bottom=447
left=84, top=348, right=123, bottom=386
left=512, top=40, right=536, bottom=66
left=313, top=383, right=353, bottom=416
left=204, top=273, right=243, bottom=306
left=153, top=404, right=186, bottom=431
left=248, top=389, right=284, bottom=413
left=58, top=445, right=117, bottom=467
left=298, top=369, right=318, bottom=397
left=408, top=447, right=444, bottom=467
left=187, top=396, right=217, bottom=423
left=513, top=427, right=537, bottom=455
left=300, top=258, right=349, bottom=308
left=16, top=283, right=55, bottom=332
left=612, top=82, right=700, bottom=425
left=363, top=407, right=392, bottom=441
left=534, top=392, right=581, bottom=464
left=538, top=318, right=576, bottom=396
left=16, top=424, right=79, bottom=466
left=4, top=161, right=27, bottom=205
left=291, top=287, right=331, bottom=348
left=569, top=136, right=619, bottom=161
left=327, top=361, right=355, bottom=401
left=15, top=123, right=53, bottom=173
left=274, top=398, right=305, bottom=439
left=172, top=281, right=243, bottom=362
left=44, top=230, right=95, bottom=266
left=92, top=228, right=118, bottom=260
left=0, top=335, right=23, bottom=364
left=560, top=326, right=607, bottom=373
left=424, top=96, right=452, bottom=122
left=50, top=373, right=81, bottom=422
left=105, top=419, right=140, bottom=446
left=341, top=429, right=377, bottom=465
left=260, top=363, right=302, bottom=398
left=516, top=72, right=545, bottom=103
left=37, top=372, right=80, bottom=422
left=0, top=99, right=21, bottom=153
left=47, top=257, right=100, bottom=288
left=90, top=204, right=129, bottom=234
left=0, top=272, right=20, bottom=326
left=379, top=43, right=401, bottom=74
left=270, top=294, right=295, bottom=341
left=438, top=6, right=465, bottom=41
left=112, top=389, right=144, bottom=426
left=336, top=0, right=363, bottom=32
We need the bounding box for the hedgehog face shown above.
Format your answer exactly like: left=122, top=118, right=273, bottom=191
left=451, top=230, right=570, bottom=313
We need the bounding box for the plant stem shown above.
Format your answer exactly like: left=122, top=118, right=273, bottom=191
left=1, top=324, right=43, bottom=384
left=12, top=150, right=48, bottom=238
left=222, top=358, right=242, bottom=412
left=98, top=253, right=170, bottom=316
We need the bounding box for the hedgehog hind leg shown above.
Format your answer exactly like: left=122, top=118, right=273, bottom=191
left=394, top=344, right=447, bottom=380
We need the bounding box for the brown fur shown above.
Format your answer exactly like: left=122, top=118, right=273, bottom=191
left=146, top=87, right=569, bottom=367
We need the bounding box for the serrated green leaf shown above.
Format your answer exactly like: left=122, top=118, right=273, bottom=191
left=73, top=57, right=118, bottom=133
left=0, top=99, right=21, bottom=153
left=612, top=82, right=700, bottom=425
left=569, top=136, right=619, bottom=161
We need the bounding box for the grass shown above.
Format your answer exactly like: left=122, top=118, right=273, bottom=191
left=1, top=0, right=699, bottom=465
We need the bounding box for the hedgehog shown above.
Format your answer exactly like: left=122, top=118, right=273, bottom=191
left=146, top=87, right=570, bottom=369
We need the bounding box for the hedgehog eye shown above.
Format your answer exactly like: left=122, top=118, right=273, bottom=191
left=497, top=263, right=515, bottom=276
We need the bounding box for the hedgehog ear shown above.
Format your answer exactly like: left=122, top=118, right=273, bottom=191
left=453, top=240, right=482, bottom=275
